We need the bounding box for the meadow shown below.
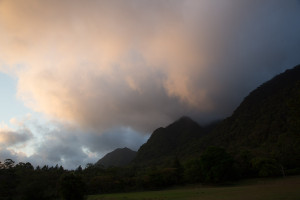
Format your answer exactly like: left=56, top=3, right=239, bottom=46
left=88, top=176, right=300, bottom=200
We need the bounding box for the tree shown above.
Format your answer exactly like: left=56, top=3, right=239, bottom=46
left=58, top=173, right=86, bottom=200
left=0, top=159, right=17, bottom=198
left=251, top=157, right=281, bottom=177
left=3, top=159, right=15, bottom=169
left=200, top=146, right=237, bottom=183
left=172, top=158, right=184, bottom=184
left=75, top=165, right=83, bottom=174
left=15, top=162, right=34, bottom=171
left=184, top=159, right=203, bottom=183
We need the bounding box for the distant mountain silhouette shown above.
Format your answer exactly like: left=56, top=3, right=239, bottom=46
left=133, top=116, right=206, bottom=165
left=95, top=147, right=137, bottom=168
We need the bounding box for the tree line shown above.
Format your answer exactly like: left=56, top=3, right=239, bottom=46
left=0, top=146, right=291, bottom=200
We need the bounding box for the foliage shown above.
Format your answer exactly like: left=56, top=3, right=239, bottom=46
left=251, top=157, right=281, bottom=177
left=199, top=146, right=237, bottom=183
left=0, top=159, right=17, bottom=199
left=0, top=160, right=65, bottom=199
left=59, top=173, right=86, bottom=200
left=184, top=159, right=202, bottom=183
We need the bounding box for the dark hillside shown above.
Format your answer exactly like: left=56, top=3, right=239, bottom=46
left=95, top=147, right=137, bottom=168
left=133, top=116, right=206, bottom=165
left=208, top=65, right=300, bottom=171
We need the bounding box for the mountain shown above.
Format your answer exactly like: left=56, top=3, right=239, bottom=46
left=100, top=65, right=299, bottom=172
left=133, top=65, right=300, bottom=171
left=95, top=147, right=137, bottom=168
left=133, top=116, right=207, bottom=165
left=206, top=65, right=300, bottom=170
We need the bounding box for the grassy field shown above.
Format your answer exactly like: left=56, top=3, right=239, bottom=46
left=88, top=176, right=300, bottom=200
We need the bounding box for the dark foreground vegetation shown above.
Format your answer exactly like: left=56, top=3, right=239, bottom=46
left=0, top=145, right=298, bottom=200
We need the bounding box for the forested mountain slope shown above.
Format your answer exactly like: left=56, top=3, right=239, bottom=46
left=133, top=117, right=207, bottom=165
left=95, top=147, right=137, bottom=168
left=133, top=65, right=300, bottom=172
left=207, top=65, right=300, bottom=170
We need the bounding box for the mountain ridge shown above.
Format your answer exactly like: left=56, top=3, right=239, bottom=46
left=133, top=116, right=206, bottom=165
left=95, top=65, right=300, bottom=172
left=205, top=64, right=300, bottom=169
left=95, top=147, right=137, bottom=168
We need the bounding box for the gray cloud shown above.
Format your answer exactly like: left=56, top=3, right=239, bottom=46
left=83, top=127, right=149, bottom=153
left=26, top=127, right=92, bottom=169
left=0, top=129, right=32, bottom=147
left=24, top=123, right=148, bottom=169
left=0, top=118, right=148, bottom=169
left=0, top=148, right=26, bottom=164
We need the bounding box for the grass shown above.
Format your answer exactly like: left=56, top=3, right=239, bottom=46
left=88, top=176, right=300, bottom=200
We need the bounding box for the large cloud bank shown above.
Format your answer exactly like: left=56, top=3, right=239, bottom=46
left=0, top=0, right=300, bottom=168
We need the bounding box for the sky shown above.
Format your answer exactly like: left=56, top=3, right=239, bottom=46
left=0, top=0, right=300, bottom=169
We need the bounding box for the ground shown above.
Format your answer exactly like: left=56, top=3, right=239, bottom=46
left=88, top=176, right=300, bottom=200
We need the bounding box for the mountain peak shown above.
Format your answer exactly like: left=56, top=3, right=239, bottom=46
left=133, top=116, right=205, bottom=165
left=166, top=116, right=201, bottom=132
left=95, top=147, right=137, bottom=168
left=115, top=147, right=131, bottom=151
left=174, top=116, right=195, bottom=124
left=170, top=116, right=196, bottom=124
left=178, top=116, right=194, bottom=121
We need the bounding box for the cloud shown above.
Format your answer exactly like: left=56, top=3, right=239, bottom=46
left=1, top=0, right=300, bottom=130
left=82, top=127, right=149, bottom=153
left=0, top=114, right=148, bottom=169
left=0, top=120, right=33, bottom=147
left=28, top=133, right=91, bottom=169
left=25, top=124, right=148, bottom=169
left=0, top=119, right=32, bottom=164
left=0, top=129, right=32, bottom=146
left=0, top=0, right=300, bottom=166
left=0, top=148, right=27, bottom=164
